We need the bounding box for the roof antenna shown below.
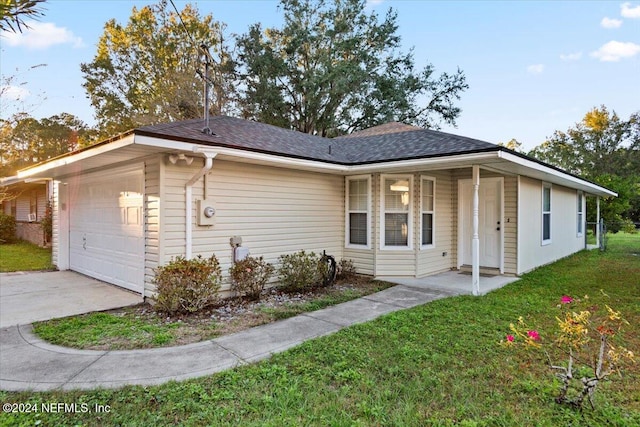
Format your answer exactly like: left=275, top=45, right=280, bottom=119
left=199, top=44, right=213, bottom=135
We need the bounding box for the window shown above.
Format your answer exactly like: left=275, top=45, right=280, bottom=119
left=542, top=183, right=551, bottom=244
left=346, top=177, right=370, bottom=247
left=577, top=191, right=584, bottom=236
left=382, top=176, right=412, bottom=248
left=421, top=177, right=435, bottom=247
left=10, top=200, right=17, bottom=217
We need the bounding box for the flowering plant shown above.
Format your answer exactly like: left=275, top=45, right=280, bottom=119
left=502, top=292, right=635, bottom=408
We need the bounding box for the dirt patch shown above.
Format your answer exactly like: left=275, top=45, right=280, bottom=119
left=94, top=277, right=392, bottom=350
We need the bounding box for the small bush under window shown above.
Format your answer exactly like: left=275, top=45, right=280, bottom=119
left=277, top=250, right=323, bottom=292
left=229, top=256, right=275, bottom=301
left=0, top=212, right=17, bottom=243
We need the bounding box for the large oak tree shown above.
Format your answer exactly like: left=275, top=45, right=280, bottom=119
left=236, top=0, right=468, bottom=136
left=81, top=0, right=235, bottom=139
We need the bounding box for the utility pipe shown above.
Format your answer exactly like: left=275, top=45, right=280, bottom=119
left=185, top=153, right=217, bottom=259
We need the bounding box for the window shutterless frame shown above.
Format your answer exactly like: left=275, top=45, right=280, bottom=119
left=542, top=182, right=552, bottom=245
left=420, top=176, right=436, bottom=248
left=345, top=175, right=371, bottom=249
left=380, top=174, right=413, bottom=250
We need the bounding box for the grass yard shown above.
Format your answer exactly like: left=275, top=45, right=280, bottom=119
left=1, top=233, right=639, bottom=426
left=0, top=241, right=53, bottom=272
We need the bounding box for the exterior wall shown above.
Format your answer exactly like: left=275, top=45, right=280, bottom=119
left=144, top=156, right=162, bottom=297
left=2, top=185, right=48, bottom=246
left=52, top=181, right=59, bottom=266
left=416, top=170, right=455, bottom=277
left=503, top=176, right=518, bottom=275
left=518, top=176, right=584, bottom=274
left=157, top=158, right=345, bottom=293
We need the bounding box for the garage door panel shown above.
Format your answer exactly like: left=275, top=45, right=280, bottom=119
left=69, top=166, right=144, bottom=294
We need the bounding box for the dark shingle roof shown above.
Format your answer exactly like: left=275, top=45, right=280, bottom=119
left=135, top=116, right=499, bottom=165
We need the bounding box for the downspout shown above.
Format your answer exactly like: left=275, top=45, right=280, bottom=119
left=186, top=153, right=217, bottom=259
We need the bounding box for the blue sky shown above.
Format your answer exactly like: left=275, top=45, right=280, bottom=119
left=1, top=0, right=639, bottom=150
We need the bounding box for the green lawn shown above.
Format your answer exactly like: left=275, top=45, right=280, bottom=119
left=1, top=233, right=638, bottom=426
left=0, top=241, right=53, bottom=272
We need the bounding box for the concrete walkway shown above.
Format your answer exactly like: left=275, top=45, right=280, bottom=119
left=0, top=285, right=460, bottom=391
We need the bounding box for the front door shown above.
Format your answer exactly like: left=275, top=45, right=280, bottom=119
left=458, top=178, right=503, bottom=269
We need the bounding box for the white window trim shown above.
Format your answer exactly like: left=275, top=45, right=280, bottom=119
left=542, top=182, right=552, bottom=246
left=576, top=191, right=584, bottom=237
left=380, top=174, right=413, bottom=250
left=345, top=175, right=371, bottom=249
left=420, top=175, right=436, bottom=249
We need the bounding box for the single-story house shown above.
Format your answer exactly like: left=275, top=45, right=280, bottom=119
left=0, top=178, right=52, bottom=246
left=9, top=116, right=615, bottom=298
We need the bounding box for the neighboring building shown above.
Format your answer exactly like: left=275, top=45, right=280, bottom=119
left=0, top=178, right=52, bottom=246
left=7, top=117, right=615, bottom=299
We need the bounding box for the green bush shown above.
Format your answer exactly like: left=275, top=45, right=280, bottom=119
left=337, top=258, right=357, bottom=281
left=0, top=212, right=17, bottom=243
left=153, top=255, right=222, bottom=314
left=40, top=200, right=53, bottom=243
left=620, top=218, right=638, bottom=234
left=229, top=256, right=275, bottom=300
left=277, top=250, right=322, bottom=292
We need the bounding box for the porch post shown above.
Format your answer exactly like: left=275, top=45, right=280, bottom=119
left=472, top=165, right=480, bottom=296
left=596, top=196, right=601, bottom=248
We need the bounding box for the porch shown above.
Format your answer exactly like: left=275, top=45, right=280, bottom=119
left=377, top=270, right=520, bottom=296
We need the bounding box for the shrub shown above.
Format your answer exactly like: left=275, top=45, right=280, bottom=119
left=229, top=256, right=275, bottom=300
left=153, top=255, right=222, bottom=314
left=337, top=258, right=357, bottom=281
left=277, top=250, right=322, bottom=292
left=0, top=212, right=17, bottom=243
left=40, top=200, right=53, bottom=243
left=620, top=218, right=637, bottom=234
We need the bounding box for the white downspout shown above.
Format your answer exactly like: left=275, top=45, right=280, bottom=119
left=472, top=165, right=480, bottom=296
left=186, top=153, right=217, bottom=259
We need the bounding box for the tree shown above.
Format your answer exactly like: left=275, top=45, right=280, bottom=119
left=528, top=106, right=640, bottom=226
left=81, top=0, right=235, bottom=139
left=0, top=0, right=46, bottom=33
left=499, top=138, right=524, bottom=153
left=236, top=0, right=468, bottom=136
left=0, top=113, right=91, bottom=176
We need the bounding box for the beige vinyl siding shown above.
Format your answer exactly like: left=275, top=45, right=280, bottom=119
left=160, top=159, right=344, bottom=292
left=36, top=188, right=47, bottom=221
left=503, top=176, right=517, bottom=274
left=417, top=170, right=455, bottom=277
left=144, top=157, right=162, bottom=296
left=15, top=197, right=30, bottom=221
left=518, top=176, right=584, bottom=274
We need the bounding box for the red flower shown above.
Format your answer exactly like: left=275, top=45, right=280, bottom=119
left=527, top=330, right=540, bottom=341
left=506, top=335, right=515, bottom=342
left=561, top=295, right=573, bottom=304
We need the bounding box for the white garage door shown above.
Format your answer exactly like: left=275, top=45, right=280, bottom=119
left=69, top=165, right=144, bottom=293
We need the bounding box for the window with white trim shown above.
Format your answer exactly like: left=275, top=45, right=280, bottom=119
left=542, top=183, right=552, bottom=244
left=421, top=177, right=435, bottom=247
left=382, top=176, right=412, bottom=248
left=346, top=177, right=370, bottom=247
left=577, top=191, right=583, bottom=236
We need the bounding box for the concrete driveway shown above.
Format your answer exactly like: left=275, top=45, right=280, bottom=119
left=0, top=271, right=143, bottom=328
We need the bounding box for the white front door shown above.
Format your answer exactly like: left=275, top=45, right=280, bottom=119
left=68, top=165, right=144, bottom=294
left=459, top=178, right=503, bottom=269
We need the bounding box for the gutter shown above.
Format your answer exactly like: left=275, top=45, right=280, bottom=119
left=185, top=151, right=217, bottom=259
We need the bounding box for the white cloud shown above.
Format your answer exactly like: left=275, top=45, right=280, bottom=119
left=0, top=85, right=30, bottom=101
left=600, top=17, right=623, bottom=28
left=527, top=64, right=544, bottom=74
left=621, top=2, right=640, bottom=18
left=590, top=40, right=640, bottom=61
left=560, top=51, right=582, bottom=61
left=2, top=22, right=84, bottom=50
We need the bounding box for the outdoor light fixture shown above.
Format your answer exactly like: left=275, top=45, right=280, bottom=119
left=390, top=180, right=409, bottom=192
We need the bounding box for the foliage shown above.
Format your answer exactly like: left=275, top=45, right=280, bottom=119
left=337, top=258, right=357, bottom=281
left=503, top=294, right=635, bottom=409
left=229, top=256, right=275, bottom=300
left=0, top=113, right=93, bottom=175
left=498, top=138, right=524, bottom=153
left=277, top=250, right=322, bottom=292
left=528, top=106, right=640, bottom=223
left=153, top=255, right=222, bottom=314
left=0, top=0, right=46, bottom=33
left=236, top=0, right=468, bottom=136
left=81, top=0, right=236, bottom=139
left=1, top=234, right=638, bottom=426
left=40, top=199, right=52, bottom=243
left=620, top=218, right=638, bottom=234
left=0, top=211, right=17, bottom=243
left=0, top=240, right=52, bottom=271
